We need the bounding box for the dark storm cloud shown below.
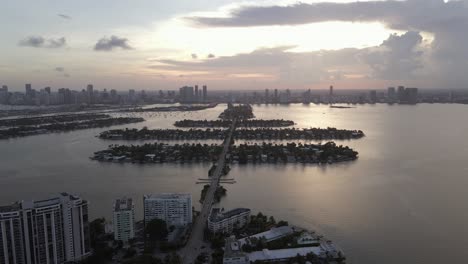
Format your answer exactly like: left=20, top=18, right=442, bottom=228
left=187, top=0, right=468, bottom=87
left=19, top=36, right=66, bottom=48
left=94, top=35, right=133, bottom=51
left=361, top=31, right=424, bottom=79
left=58, top=14, right=72, bottom=20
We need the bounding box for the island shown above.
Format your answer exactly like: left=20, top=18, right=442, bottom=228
left=174, top=119, right=295, bottom=128
left=90, top=142, right=358, bottom=164
left=0, top=113, right=144, bottom=139
left=219, top=104, right=254, bottom=120
left=120, top=103, right=218, bottom=112
left=98, top=127, right=364, bottom=141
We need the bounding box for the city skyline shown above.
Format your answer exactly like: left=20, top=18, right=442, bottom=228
left=2, top=0, right=468, bottom=91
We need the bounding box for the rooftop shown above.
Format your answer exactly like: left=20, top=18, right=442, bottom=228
left=31, top=197, right=61, bottom=208
left=2, top=193, right=85, bottom=211
left=248, top=247, right=323, bottom=262
left=144, top=193, right=191, bottom=200
left=60, top=192, right=81, bottom=201
left=238, top=226, right=295, bottom=246
left=209, top=208, right=250, bottom=223
left=114, top=197, right=134, bottom=212
left=224, top=236, right=248, bottom=259
left=0, top=202, right=21, bottom=213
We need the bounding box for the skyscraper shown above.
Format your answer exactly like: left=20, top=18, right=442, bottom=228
left=0, top=86, right=8, bottom=104
left=128, top=89, right=136, bottom=104
left=59, top=193, right=90, bottom=262
left=302, top=89, right=311, bottom=104
left=179, top=86, right=194, bottom=103
left=329, top=85, right=334, bottom=104
left=0, top=193, right=90, bottom=264
left=202, top=85, right=207, bottom=102
left=387, top=87, right=396, bottom=102
left=113, top=198, right=135, bottom=243
left=405, top=88, right=418, bottom=104
left=194, top=85, right=199, bottom=102
left=397, top=86, right=405, bottom=102
left=25, top=84, right=32, bottom=95
left=86, top=84, right=94, bottom=104
left=25, top=84, right=34, bottom=104
left=143, top=193, right=192, bottom=227
left=369, top=90, right=377, bottom=103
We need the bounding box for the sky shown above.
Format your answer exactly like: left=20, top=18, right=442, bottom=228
left=1, top=0, right=467, bottom=91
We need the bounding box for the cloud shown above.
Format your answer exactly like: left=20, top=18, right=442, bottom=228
left=94, top=35, right=133, bottom=51
left=207, top=53, right=216, bottom=59
left=54, top=66, right=70, bottom=77
left=186, top=0, right=467, bottom=29
left=151, top=46, right=357, bottom=84
left=191, top=53, right=198, bottom=59
left=360, top=31, right=424, bottom=79
left=150, top=30, right=431, bottom=83
left=48, top=37, right=66, bottom=48
left=58, top=14, right=71, bottom=20
left=187, top=0, right=468, bottom=88
left=19, top=36, right=44, bottom=47
left=19, top=36, right=66, bottom=49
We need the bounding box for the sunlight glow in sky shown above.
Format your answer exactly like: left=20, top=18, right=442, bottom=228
left=1, top=0, right=465, bottom=90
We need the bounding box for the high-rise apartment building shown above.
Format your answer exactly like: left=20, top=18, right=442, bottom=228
left=113, top=198, right=135, bottom=243
left=179, top=86, right=194, bottom=103
left=143, top=194, right=192, bottom=227
left=0, top=203, right=25, bottom=264
left=208, top=208, right=250, bottom=234
left=0, top=193, right=90, bottom=264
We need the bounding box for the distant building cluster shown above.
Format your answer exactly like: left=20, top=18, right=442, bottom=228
left=225, top=86, right=421, bottom=105
left=178, top=85, right=208, bottom=103
left=0, top=84, right=179, bottom=106
left=3, top=82, right=467, bottom=106
left=0, top=193, right=90, bottom=264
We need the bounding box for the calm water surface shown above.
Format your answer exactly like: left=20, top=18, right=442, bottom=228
left=1, top=104, right=468, bottom=264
